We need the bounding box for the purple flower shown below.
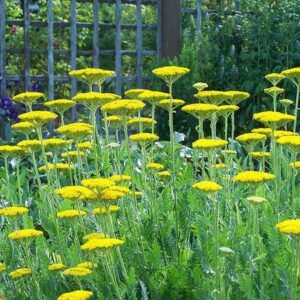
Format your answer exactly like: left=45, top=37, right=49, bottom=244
left=31, top=83, right=41, bottom=92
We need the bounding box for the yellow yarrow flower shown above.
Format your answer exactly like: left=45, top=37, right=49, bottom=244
left=12, top=92, right=44, bottom=108
left=280, top=98, right=293, bottom=107
left=81, top=178, right=115, bottom=192
left=247, top=196, right=267, bottom=204
left=125, top=89, right=150, bottom=99
left=57, top=209, right=87, bottom=219
left=265, top=73, right=285, bottom=86
left=39, top=163, right=73, bottom=173
left=158, top=99, right=185, bottom=110
left=234, top=171, right=275, bottom=184
left=264, top=87, right=284, bottom=97
left=48, top=263, right=66, bottom=271
left=182, top=103, right=219, bottom=119
left=93, top=205, right=120, bottom=215
left=0, top=263, right=6, bottom=273
left=146, top=162, right=164, bottom=170
left=192, top=180, right=222, bottom=193
left=72, top=92, right=118, bottom=108
left=58, top=290, right=93, bottom=300
left=224, top=91, right=250, bottom=105
left=44, top=99, right=75, bottom=114
left=152, top=66, right=190, bottom=84
left=63, top=267, right=92, bottom=277
left=158, top=171, right=171, bottom=178
left=193, top=82, right=208, bottom=92
left=19, top=111, right=57, bottom=126
left=250, top=152, right=271, bottom=159
left=129, top=133, right=159, bottom=144
left=78, top=141, right=93, bottom=150
left=76, top=262, right=97, bottom=269
left=289, top=161, right=300, bottom=168
left=100, top=189, right=126, bottom=201
left=109, top=174, right=131, bottom=182
left=101, top=99, right=145, bottom=117
left=57, top=123, right=93, bottom=140
left=217, top=105, right=239, bottom=117
left=9, top=268, right=32, bottom=279
left=61, top=151, right=85, bottom=158
left=138, top=91, right=170, bottom=105
left=0, top=206, right=29, bottom=217
left=81, top=238, right=124, bottom=251
left=8, top=229, right=43, bottom=240
left=56, top=186, right=97, bottom=201
left=276, top=219, right=300, bottom=234
left=281, top=67, right=300, bottom=84
left=69, top=68, right=115, bottom=85
left=194, top=90, right=229, bottom=105
left=192, top=139, right=228, bottom=150
left=277, top=136, right=300, bottom=152
left=11, top=121, right=35, bottom=135
left=43, top=138, right=70, bottom=151
left=0, top=145, right=28, bottom=158
left=17, top=140, right=41, bottom=152
left=253, top=111, right=295, bottom=128
left=126, top=117, right=156, bottom=128
left=83, top=232, right=107, bottom=240
left=236, top=133, right=266, bottom=143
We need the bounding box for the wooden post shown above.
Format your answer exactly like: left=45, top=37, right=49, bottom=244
left=159, top=0, right=181, bottom=58
left=23, top=0, right=31, bottom=91
left=93, top=0, right=99, bottom=69
left=136, top=0, right=142, bottom=88
left=0, top=0, right=6, bottom=97
left=196, top=0, right=202, bottom=35
left=115, top=0, right=122, bottom=95
left=47, top=0, right=54, bottom=100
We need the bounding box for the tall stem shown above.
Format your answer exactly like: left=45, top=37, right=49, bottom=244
left=293, top=83, right=300, bottom=132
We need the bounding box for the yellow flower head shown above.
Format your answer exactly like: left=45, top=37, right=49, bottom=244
left=0, top=206, right=29, bottom=217
left=217, top=105, right=239, bottom=117
left=280, top=98, right=293, bottom=107
left=69, top=68, right=115, bottom=85
left=104, top=115, right=123, bottom=128
left=63, top=267, right=92, bottom=277
left=17, top=140, right=41, bottom=153
left=0, top=263, right=6, bottom=273
left=83, top=232, right=107, bottom=241
left=57, top=209, right=87, bottom=219
left=265, top=73, right=285, bottom=86
left=81, top=238, right=125, bottom=251
left=56, top=186, right=97, bottom=201
left=192, top=180, right=222, bottom=193
left=13, top=92, right=44, bottom=107
left=8, top=229, right=43, bottom=240
left=48, top=263, right=66, bottom=271
left=78, top=141, right=93, bottom=150
left=77, top=262, right=97, bottom=269
left=276, top=219, right=300, bottom=235
left=277, top=135, right=300, bottom=151
left=0, top=145, right=28, bottom=158
left=43, top=138, right=70, bottom=151
left=146, top=162, right=164, bottom=170
left=57, top=123, right=93, bottom=140
left=213, top=163, right=226, bottom=169
left=61, top=151, right=85, bottom=158
left=224, top=91, right=250, bottom=105
left=152, top=66, right=190, bottom=84
left=11, top=121, right=35, bottom=135
left=246, top=196, right=267, bottom=204
left=253, top=111, right=295, bottom=128
left=19, top=111, right=57, bottom=127
left=264, top=87, right=284, bottom=97
left=129, top=133, right=159, bottom=144
left=44, top=99, right=76, bottom=114
left=39, top=163, right=73, bottom=173
left=289, top=161, right=300, bottom=168
left=72, top=92, right=118, bottom=108
left=234, top=171, right=275, bottom=184
left=158, top=99, right=185, bottom=110
left=250, top=152, right=271, bottom=159
left=108, top=186, right=131, bottom=194
left=9, top=268, right=32, bottom=279
left=81, top=178, right=115, bottom=192
left=192, top=139, right=228, bottom=150
left=101, top=99, right=145, bottom=117
left=158, top=171, right=171, bottom=178
left=58, top=290, right=93, bottom=300
left=221, top=149, right=237, bottom=155
left=236, top=133, right=266, bottom=143
left=100, top=189, right=126, bottom=201
left=125, top=89, right=149, bottom=99
left=193, top=82, right=208, bottom=92
left=194, top=90, right=229, bottom=105
left=126, top=117, right=156, bottom=128
left=138, top=91, right=170, bottom=105
left=109, top=174, right=131, bottom=183
left=182, top=103, right=219, bottom=119
left=281, top=67, right=300, bottom=84
left=93, top=205, right=120, bottom=215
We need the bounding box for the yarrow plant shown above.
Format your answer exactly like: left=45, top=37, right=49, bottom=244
left=1, top=65, right=300, bottom=300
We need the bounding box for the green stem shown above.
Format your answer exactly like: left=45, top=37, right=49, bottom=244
left=293, top=83, right=300, bottom=133
left=16, top=160, right=22, bottom=204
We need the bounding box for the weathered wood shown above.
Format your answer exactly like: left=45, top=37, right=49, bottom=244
left=0, top=0, right=6, bottom=97
left=78, top=0, right=156, bottom=4
left=115, top=0, right=122, bottom=95
left=6, top=20, right=156, bottom=30
left=93, top=0, right=100, bottom=69
left=196, top=0, right=202, bottom=34
left=23, top=0, right=31, bottom=91
left=6, top=48, right=157, bottom=56
left=70, top=0, right=77, bottom=121
left=235, top=0, right=241, bottom=12
left=156, top=0, right=162, bottom=59
left=160, top=0, right=181, bottom=58
left=47, top=0, right=54, bottom=100
left=136, top=0, right=143, bottom=88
